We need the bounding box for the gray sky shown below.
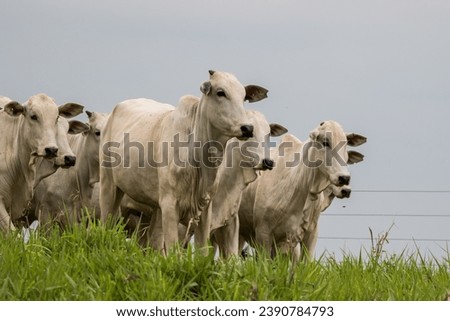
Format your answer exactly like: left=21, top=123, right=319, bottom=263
left=1, top=0, right=449, bottom=259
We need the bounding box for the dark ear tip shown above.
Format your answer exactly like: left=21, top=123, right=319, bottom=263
left=86, top=110, right=93, bottom=117
left=208, top=70, right=215, bottom=76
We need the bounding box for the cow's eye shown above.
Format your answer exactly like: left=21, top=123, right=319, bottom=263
left=322, top=140, right=330, bottom=148
left=95, top=131, right=101, bottom=136
left=217, top=90, right=226, bottom=98
left=30, top=115, right=38, bottom=121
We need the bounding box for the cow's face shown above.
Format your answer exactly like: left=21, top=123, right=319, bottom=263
left=307, top=120, right=352, bottom=187
left=200, top=70, right=268, bottom=141
left=241, top=110, right=287, bottom=171
left=84, top=111, right=109, bottom=164
left=54, top=119, right=90, bottom=168
left=4, top=95, right=59, bottom=158
left=4, top=94, right=84, bottom=159
left=329, top=184, right=352, bottom=199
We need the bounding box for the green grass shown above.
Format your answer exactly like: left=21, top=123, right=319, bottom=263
left=0, top=221, right=448, bottom=300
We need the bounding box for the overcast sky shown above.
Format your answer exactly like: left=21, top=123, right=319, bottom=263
left=1, top=0, right=449, bottom=259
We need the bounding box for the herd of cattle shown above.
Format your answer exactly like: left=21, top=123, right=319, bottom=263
left=0, top=70, right=366, bottom=261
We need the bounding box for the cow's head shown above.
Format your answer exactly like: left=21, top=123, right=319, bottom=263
left=34, top=119, right=90, bottom=186
left=83, top=111, right=109, bottom=161
left=241, top=110, right=288, bottom=173
left=83, top=111, right=110, bottom=185
left=200, top=70, right=268, bottom=142
left=54, top=119, right=90, bottom=168
left=306, top=121, right=367, bottom=188
left=3, top=94, right=84, bottom=159
left=319, top=147, right=365, bottom=211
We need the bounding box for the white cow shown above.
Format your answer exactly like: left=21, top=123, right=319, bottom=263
left=238, top=121, right=367, bottom=260
left=0, top=94, right=84, bottom=231
left=196, top=110, right=288, bottom=256
left=32, top=118, right=90, bottom=188
left=296, top=144, right=365, bottom=261
left=32, top=111, right=109, bottom=227
left=100, top=70, right=268, bottom=252
left=120, top=108, right=288, bottom=253
left=1, top=96, right=88, bottom=227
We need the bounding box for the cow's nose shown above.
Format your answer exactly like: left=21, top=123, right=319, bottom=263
left=44, top=147, right=58, bottom=158
left=64, top=155, right=76, bottom=167
left=341, top=187, right=351, bottom=198
left=338, top=175, right=350, bottom=186
left=261, top=158, right=274, bottom=170
left=240, top=125, right=254, bottom=138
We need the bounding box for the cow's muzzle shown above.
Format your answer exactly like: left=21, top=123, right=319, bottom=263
left=44, top=147, right=59, bottom=159
left=240, top=125, right=254, bottom=138
left=63, top=155, right=76, bottom=167
left=337, top=175, right=350, bottom=186
left=262, top=158, right=274, bottom=170
left=339, top=187, right=351, bottom=198
left=254, top=158, right=275, bottom=171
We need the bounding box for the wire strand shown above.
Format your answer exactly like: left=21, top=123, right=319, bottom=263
left=353, top=190, right=450, bottom=193
left=322, top=213, right=450, bottom=218
left=319, top=236, right=450, bottom=242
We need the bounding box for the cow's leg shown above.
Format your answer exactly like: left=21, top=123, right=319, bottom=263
left=159, top=195, right=179, bottom=254
left=302, top=227, right=318, bottom=261
left=37, top=206, right=54, bottom=233
left=214, top=214, right=240, bottom=258
left=148, top=209, right=164, bottom=251
left=292, top=243, right=302, bottom=264
left=254, top=225, right=273, bottom=257
left=194, top=205, right=212, bottom=256
left=99, top=174, right=124, bottom=224
left=238, top=236, right=247, bottom=256
left=0, top=200, right=15, bottom=232
left=101, top=185, right=124, bottom=224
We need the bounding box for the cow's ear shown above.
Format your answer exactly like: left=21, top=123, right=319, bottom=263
left=86, top=110, right=93, bottom=119
left=59, top=103, right=84, bottom=118
left=200, top=81, right=212, bottom=95
left=245, top=85, right=268, bottom=103
left=68, top=120, right=90, bottom=135
left=347, top=133, right=367, bottom=147
left=347, top=150, right=364, bottom=164
left=4, top=101, right=25, bottom=117
left=269, top=123, right=288, bottom=137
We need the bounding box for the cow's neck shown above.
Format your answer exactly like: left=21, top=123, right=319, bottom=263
left=8, top=117, right=36, bottom=217
left=289, top=144, right=330, bottom=210
left=195, top=97, right=228, bottom=151
left=74, top=136, right=97, bottom=205
left=192, top=97, right=226, bottom=183
left=184, top=97, right=226, bottom=218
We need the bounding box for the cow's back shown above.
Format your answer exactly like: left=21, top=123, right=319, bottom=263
left=101, top=98, right=174, bottom=206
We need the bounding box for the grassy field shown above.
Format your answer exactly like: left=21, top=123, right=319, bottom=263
left=0, top=220, right=449, bottom=301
